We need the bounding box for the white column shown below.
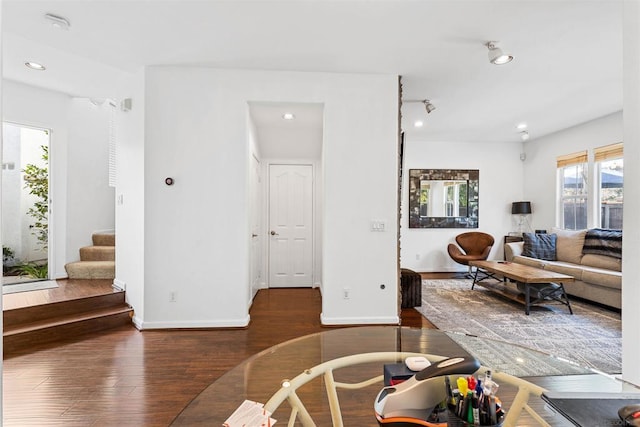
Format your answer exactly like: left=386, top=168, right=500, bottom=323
left=622, top=0, right=640, bottom=387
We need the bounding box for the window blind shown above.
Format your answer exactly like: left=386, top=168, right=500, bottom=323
left=108, top=101, right=116, bottom=187
left=557, top=150, right=588, bottom=168
left=594, top=142, right=623, bottom=162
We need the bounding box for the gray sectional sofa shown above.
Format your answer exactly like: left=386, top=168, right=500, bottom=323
left=504, top=228, right=621, bottom=309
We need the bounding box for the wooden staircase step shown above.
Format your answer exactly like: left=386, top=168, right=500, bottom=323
left=4, top=304, right=132, bottom=336
left=79, top=245, right=115, bottom=261
left=4, top=304, right=133, bottom=356
left=4, top=291, right=126, bottom=328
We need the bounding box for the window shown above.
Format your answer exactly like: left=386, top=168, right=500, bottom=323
left=557, top=151, right=588, bottom=230
left=595, top=143, right=623, bottom=229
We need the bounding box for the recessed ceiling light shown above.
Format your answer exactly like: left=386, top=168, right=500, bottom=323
left=282, top=113, right=295, bottom=120
left=25, top=61, right=46, bottom=71
left=44, top=13, right=71, bottom=30
left=414, top=120, right=424, bottom=128
left=516, top=123, right=528, bottom=130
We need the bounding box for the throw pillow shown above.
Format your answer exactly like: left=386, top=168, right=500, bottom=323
left=522, top=232, right=557, bottom=261
left=550, top=227, right=587, bottom=264
left=582, top=228, right=622, bottom=259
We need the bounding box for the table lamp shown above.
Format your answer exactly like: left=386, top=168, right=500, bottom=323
left=512, top=201, right=532, bottom=234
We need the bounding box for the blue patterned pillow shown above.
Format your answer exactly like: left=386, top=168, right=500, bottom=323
left=522, top=233, right=557, bottom=261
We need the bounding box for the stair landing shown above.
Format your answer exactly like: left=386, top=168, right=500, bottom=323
left=3, top=279, right=133, bottom=357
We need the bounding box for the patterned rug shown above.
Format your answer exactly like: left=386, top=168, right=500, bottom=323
left=415, top=279, right=621, bottom=375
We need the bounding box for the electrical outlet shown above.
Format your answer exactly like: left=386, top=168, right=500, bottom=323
left=170, top=291, right=177, bottom=302
left=343, top=288, right=350, bottom=299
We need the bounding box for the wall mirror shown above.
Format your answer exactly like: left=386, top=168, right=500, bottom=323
left=408, top=169, right=479, bottom=228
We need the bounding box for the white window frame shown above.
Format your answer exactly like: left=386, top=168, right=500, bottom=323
left=595, top=143, right=623, bottom=229
left=557, top=162, right=589, bottom=230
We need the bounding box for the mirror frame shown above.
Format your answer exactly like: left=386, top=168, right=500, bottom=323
left=408, top=169, right=479, bottom=228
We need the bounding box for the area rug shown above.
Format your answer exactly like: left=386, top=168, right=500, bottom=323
left=416, top=279, right=621, bottom=376
left=3, top=280, right=59, bottom=295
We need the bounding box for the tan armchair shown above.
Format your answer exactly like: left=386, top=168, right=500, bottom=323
left=447, top=232, right=494, bottom=275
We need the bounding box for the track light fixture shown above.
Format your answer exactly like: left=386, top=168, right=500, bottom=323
left=423, top=99, right=436, bottom=114
left=404, top=99, right=437, bottom=117
left=520, top=130, right=530, bottom=141
left=485, top=41, right=513, bottom=65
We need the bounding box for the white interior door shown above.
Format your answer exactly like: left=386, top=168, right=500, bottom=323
left=268, top=164, right=313, bottom=287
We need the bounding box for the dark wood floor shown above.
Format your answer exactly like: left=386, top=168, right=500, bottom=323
left=2, top=282, right=431, bottom=426
left=2, top=277, right=631, bottom=426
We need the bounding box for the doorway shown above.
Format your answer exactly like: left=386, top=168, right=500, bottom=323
left=248, top=102, right=323, bottom=291
left=2, top=122, right=51, bottom=285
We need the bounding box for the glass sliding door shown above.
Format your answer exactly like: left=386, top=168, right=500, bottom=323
left=2, top=122, right=50, bottom=285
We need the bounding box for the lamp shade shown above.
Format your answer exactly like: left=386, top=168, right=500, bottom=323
left=512, top=201, right=532, bottom=215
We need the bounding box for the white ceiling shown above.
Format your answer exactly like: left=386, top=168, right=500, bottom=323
left=1, top=0, right=623, bottom=144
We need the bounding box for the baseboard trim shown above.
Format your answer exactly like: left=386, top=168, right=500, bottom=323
left=135, top=316, right=251, bottom=330
left=132, top=315, right=143, bottom=330
left=320, top=314, right=399, bottom=326
left=113, top=279, right=126, bottom=291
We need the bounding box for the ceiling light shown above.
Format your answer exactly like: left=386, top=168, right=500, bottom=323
left=520, top=131, right=530, bottom=141
left=282, top=113, right=295, bottom=120
left=423, top=100, right=436, bottom=114
left=486, top=41, right=513, bottom=65
left=44, top=13, right=71, bottom=30
left=414, top=120, right=424, bottom=128
left=25, top=61, right=46, bottom=71
left=516, top=123, right=528, bottom=130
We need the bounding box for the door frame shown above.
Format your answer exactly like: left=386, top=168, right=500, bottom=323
left=2, top=121, right=54, bottom=281
left=264, top=159, right=319, bottom=289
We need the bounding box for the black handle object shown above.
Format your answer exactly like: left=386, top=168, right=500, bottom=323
left=374, top=357, right=481, bottom=423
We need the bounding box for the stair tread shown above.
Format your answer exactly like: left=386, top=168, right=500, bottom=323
left=3, top=291, right=126, bottom=327
left=79, top=246, right=115, bottom=261
left=92, top=233, right=115, bottom=246
left=66, top=260, right=115, bottom=265
left=4, top=305, right=132, bottom=336
left=80, top=246, right=115, bottom=251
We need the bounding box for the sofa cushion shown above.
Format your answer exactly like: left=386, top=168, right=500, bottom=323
left=511, top=255, right=547, bottom=269
left=581, top=254, right=622, bottom=272
left=522, top=232, right=557, bottom=260
left=540, top=261, right=584, bottom=281
left=581, top=267, right=622, bottom=291
left=550, top=227, right=587, bottom=264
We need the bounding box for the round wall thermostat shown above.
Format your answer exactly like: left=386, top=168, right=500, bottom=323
left=165, top=177, right=174, bottom=186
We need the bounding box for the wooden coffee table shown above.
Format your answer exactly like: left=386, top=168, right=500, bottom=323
left=469, top=260, right=574, bottom=315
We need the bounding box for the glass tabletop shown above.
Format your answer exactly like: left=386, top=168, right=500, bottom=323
left=170, top=326, right=629, bottom=426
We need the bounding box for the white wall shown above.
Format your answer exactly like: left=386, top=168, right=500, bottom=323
left=114, top=69, right=146, bottom=325
left=622, top=0, right=640, bottom=387
left=400, top=140, right=524, bottom=272
left=136, top=67, right=398, bottom=328
left=66, top=99, right=115, bottom=259
left=523, top=112, right=623, bottom=231
left=259, top=127, right=323, bottom=159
